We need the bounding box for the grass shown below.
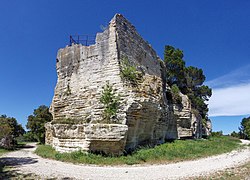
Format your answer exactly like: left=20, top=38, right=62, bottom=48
left=0, top=149, right=10, bottom=157
left=35, top=136, right=242, bottom=165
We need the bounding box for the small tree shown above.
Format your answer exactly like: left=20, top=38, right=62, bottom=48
left=164, top=45, right=212, bottom=121
left=26, top=105, right=52, bottom=144
left=230, top=131, right=240, bottom=138
left=100, top=82, right=120, bottom=123
left=164, top=45, right=186, bottom=88
left=0, top=115, right=25, bottom=149
left=239, top=117, right=250, bottom=139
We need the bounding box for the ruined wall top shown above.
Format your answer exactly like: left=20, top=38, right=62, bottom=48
left=113, top=14, right=162, bottom=77
left=46, top=14, right=205, bottom=154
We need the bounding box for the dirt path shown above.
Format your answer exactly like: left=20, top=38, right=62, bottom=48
left=1, top=141, right=250, bottom=180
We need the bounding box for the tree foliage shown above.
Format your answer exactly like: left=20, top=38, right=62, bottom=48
left=164, top=45, right=186, bottom=88
left=185, top=66, right=205, bottom=90
left=0, top=115, right=25, bottom=139
left=0, top=115, right=25, bottom=149
left=26, top=105, right=52, bottom=144
left=239, top=116, right=250, bottom=139
left=164, top=45, right=212, bottom=120
left=170, top=84, right=182, bottom=104
left=230, top=131, right=240, bottom=138
left=100, top=82, right=120, bottom=123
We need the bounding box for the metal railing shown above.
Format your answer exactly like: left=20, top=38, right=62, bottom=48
left=69, top=35, right=96, bottom=46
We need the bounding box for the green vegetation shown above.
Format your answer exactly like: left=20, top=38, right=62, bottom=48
left=35, top=136, right=241, bottom=165
left=0, top=115, right=25, bottom=149
left=230, top=131, right=240, bottom=138
left=239, top=116, right=250, bottom=139
left=164, top=45, right=186, bottom=88
left=100, top=82, right=120, bottom=123
left=26, top=105, right=52, bottom=144
left=0, top=149, right=10, bottom=156
left=21, top=131, right=37, bottom=142
left=211, top=131, right=223, bottom=137
left=230, top=116, right=250, bottom=140
left=170, top=84, right=182, bottom=104
left=120, top=56, right=142, bottom=86
left=164, top=45, right=212, bottom=123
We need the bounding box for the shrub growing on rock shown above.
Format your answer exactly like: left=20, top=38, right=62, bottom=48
left=100, top=82, right=120, bottom=123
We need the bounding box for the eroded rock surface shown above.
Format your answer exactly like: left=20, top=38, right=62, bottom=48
left=46, top=14, right=207, bottom=155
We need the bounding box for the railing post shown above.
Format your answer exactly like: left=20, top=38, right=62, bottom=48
left=69, top=35, right=95, bottom=46
left=70, top=35, right=72, bottom=45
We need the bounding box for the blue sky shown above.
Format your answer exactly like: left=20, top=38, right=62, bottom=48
left=0, top=1, right=249, bottom=134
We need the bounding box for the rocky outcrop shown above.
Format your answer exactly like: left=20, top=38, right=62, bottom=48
left=46, top=14, right=207, bottom=155
left=45, top=123, right=127, bottom=155
left=203, top=119, right=212, bottom=137
left=174, top=94, right=203, bottom=139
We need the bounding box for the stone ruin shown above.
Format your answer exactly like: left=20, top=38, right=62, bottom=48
left=45, top=14, right=211, bottom=155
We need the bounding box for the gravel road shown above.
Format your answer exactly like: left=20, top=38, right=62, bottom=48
left=1, top=140, right=250, bottom=180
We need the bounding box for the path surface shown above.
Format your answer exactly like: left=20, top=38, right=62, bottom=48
left=1, top=140, right=250, bottom=180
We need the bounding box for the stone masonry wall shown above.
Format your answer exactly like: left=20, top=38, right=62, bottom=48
left=113, top=14, right=178, bottom=150
left=48, top=15, right=130, bottom=154
left=47, top=14, right=203, bottom=155
left=45, top=123, right=128, bottom=155
left=50, top=18, right=122, bottom=123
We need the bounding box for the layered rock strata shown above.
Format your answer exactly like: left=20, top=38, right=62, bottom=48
left=46, top=14, right=207, bottom=155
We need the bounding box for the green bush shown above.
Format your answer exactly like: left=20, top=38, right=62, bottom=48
left=211, top=131, right=223, bottom=137
left=100, top=82, right=120, bottom=123
left=120, top=57, right=142, bottom=86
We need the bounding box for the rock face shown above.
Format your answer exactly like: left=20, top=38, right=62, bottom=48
left=46, top=14, right=207, bottom=155
left=173, top=94, right=203, bottom=139
left=0, top=135, right=14, bottom=150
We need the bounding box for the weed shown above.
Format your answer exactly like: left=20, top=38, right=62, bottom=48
left=0, top=148, right=10, bottom=156
left=120, top=56, right=143, bottom=86
left=100, top=82, right=120, bottom=123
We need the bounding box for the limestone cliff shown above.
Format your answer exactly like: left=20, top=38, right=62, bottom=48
left=46, top=14, right=207, bottom=155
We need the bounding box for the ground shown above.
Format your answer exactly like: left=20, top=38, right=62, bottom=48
left=0, top=141, right=249, bottom=180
